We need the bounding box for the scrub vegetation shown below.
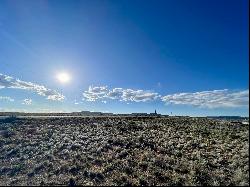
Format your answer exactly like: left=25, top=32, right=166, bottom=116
left=0, top=117, right=248, bottom=186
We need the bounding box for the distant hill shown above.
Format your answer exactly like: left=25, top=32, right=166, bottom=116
left=207, top=116, right=248, bottom=121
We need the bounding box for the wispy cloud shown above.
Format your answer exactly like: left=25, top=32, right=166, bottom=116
left=0, top=96, right=14, bottom=102
left=157, top=82, right=162, bottom=88
left=73, top=99, right=83, bottom=105
left=0, top=108, right=27, bottom=112
left=162, top=89, right=249, bottom=108
left=22, top=98, right=32, bottom=105
left=83, top=86, right=160, bottom=102
left=38, top=108, right=66, bottom=113
left=0, top=73, right=65, bottom=101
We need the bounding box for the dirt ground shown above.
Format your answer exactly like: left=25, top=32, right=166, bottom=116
left=0, top=117, right=249, bottom=186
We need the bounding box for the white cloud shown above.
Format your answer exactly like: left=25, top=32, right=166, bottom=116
left=22, top=98, right=32, bottom=105
left=107, top=88, right=123, bottom=99
left=82, top=86, right=160, bottom=102
left=162, top=89, right=249, bottom=108
left=0, top=96, right=14, bottom=102
left=82, top=86, right=108, bottom=101
left=121, top=89, right=160, bottom=102
left=0, top=73, right=65, bottom=101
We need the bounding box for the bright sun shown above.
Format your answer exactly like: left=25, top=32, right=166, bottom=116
left=56, top=72, right=71, bottom=84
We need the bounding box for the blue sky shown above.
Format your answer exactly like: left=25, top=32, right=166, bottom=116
left=0, top=0, right=249, bottom=116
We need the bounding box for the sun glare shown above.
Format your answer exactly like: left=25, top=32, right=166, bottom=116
left=57, top=72, right=71, bottom=84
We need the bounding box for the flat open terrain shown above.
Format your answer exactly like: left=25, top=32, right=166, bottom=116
left=0, top=117, right=249, bottom=186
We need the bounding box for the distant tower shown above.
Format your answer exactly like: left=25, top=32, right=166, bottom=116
left=155, top=109, right=157, bottom=114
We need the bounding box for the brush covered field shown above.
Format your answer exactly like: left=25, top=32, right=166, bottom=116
left=0, top=117, right=249, bottom=186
